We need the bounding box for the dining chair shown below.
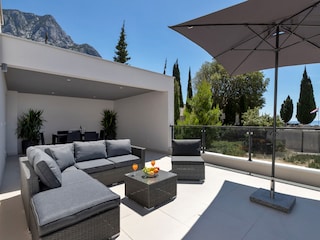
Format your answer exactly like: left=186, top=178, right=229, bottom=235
left=84, top=131, right=98, bottom=141
left=66, top=130, right=82, bottom=143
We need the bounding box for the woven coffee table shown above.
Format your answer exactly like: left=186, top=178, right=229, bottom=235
left=124, top=170, right=177, bottom=209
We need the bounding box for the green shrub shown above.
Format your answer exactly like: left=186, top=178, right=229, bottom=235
left=208, top=140, right=246, bottom=156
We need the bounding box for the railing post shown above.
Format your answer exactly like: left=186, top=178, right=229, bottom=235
left=201, top=126, right=206, bottom=153
left=247, top=128, right=253, bottom=161
left=170, top=125, right=174, bottom=140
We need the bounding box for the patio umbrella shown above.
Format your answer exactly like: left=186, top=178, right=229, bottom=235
left=170, top=0, right=320, bottom=210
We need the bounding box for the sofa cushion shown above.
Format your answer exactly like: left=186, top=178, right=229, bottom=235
left=171, top=156, right=204, bottom=165
left=35, top=143, right=74, bottom=152
left=45, top=145, right=75, bottom=171
left=75, top=159, right=115, bottom=174
left=31, top=180, right=120, bottom=237
left=106, top=139, right=131, bottom=157
left=32, top=149, right=62, bottom=189
left=61, top=168, right=94, bottom=185
left=172, top=139, right=201, bottom=156
left=26, top=146, right=38, bottom=166
left=107, top=154, right=140, bottom=168
left=74, top=140, right=107, bottom=162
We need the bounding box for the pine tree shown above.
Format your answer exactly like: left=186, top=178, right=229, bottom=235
left=296, top=68, right=316, bottom=124
left=113, top=21, right=131, bottom=64
left=280, top=95, right=293, bottom=124
left=186, top=67, right=193, bottom=113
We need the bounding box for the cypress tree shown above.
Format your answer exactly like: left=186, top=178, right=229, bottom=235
left=172, top=59, right=184, bottom=108
left=280, top=95, right=293, bottom=124
left=174, top=80, right=180, bottom=124
left=186, top=67, right=193, bottom=113
left=113, top=21, right=131, bottom=64
left=163, top=58, right=167, bottom=75
left=296, top=68, right=316, bottom=124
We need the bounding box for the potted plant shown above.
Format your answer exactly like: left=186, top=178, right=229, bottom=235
left=16, top=109, right=45, bottom=153
left=100, top=109, right=117, bottom=139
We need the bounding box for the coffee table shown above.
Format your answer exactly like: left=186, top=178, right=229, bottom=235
left=124, top=170, right=177, bottom=209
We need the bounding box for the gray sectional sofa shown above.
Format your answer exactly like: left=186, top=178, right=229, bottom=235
left=20, top=139, right=145, bottom=240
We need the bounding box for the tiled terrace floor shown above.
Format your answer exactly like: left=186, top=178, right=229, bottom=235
left=1, top=151, right=320, bottom=240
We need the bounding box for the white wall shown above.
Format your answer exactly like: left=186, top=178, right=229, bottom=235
left=6, top=91, right=18, bottom=155
left=115, top=91, right=172, bottom=153
left=7, top=92, right=113, bottom=154
left=0, top=66, right=6, bottom=188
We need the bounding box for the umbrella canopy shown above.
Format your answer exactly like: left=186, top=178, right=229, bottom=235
left=170, top=0, right=320, bottom=76
left=170, top=0, right=320, bottom=200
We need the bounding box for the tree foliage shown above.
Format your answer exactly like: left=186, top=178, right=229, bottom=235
left=179, top=80, right=221, bottom=126
left=296, top=68, right=316, bottom=124
left=113, top=21, right=131, bottom=64
left=280, top=95, right=293, bottom=124
left=242, top=107, right=283, bottom=126
left=194, top=61, right=269, bottom=125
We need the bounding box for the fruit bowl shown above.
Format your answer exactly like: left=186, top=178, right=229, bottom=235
left=144, top=172, right=158, bottom=178
left=142, top=166, right=160, bottom=178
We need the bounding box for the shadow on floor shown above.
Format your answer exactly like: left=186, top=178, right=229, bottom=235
left=183, top=181, right=320, bottom=240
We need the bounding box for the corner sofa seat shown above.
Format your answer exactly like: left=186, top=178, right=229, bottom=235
left=31, top=171, right=120, bottom=237
left=20, top=139, right=145, bottom=240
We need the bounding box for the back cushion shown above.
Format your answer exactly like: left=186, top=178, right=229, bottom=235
left=33, top=149, right=62, bottom=189
left=74, top=140, right=107, bottom=162
left=45, top=145, right=75, bottom=171
left=27, top=146, right=38, bottom=166
left=106, top=139, right=132, bottom=157
left=172, top=139, right=201, bottom=156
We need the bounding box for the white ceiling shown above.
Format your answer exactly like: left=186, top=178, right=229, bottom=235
left=5, top=67, right=152, bottom=100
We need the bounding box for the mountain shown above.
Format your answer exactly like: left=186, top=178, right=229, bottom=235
left=2, top=9, right=101, bottom=57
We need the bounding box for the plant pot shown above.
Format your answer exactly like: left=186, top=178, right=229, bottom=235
left=22, top=139, right=39, bottom=154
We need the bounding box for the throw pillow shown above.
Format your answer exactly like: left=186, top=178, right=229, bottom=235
left=33, top=149, right=62, bottom=188
left=106, top=139, right=132, bottom=157
left=74, top=140, right=107, bottom=162
left=172, top=139, right=201, bottom=156
left=46, top=145, right=75, bottom=171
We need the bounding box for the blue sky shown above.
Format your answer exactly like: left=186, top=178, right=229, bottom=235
left=2, top=0, right=320, bottom=122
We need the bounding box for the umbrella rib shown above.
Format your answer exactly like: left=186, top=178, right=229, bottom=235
left=215, top=25, right=275, bottom=59
left=279, top=3, right=320, bottom=50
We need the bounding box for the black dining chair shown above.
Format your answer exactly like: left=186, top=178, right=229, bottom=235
left=56, top=130, right=68, bottom=144
left=67, top=130, right=82, bottom=143
left=84, top=131, right=98, bottom=141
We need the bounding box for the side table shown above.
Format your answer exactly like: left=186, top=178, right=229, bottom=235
left=124, top=170, right=177, bottom=209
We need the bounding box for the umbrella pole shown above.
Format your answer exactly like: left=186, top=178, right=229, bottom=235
left=271, top=26, right=280, bottom=199
left=250, top=26, right=296, bottom=213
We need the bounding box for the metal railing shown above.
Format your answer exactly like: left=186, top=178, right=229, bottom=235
left=170, top=125, right=320, bottom=168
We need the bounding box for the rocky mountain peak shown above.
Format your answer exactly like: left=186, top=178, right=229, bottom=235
left=2, top=9, right=101, bottom=57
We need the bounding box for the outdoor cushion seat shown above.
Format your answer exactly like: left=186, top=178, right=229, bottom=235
left=171, top=139, right=205, bottom=182
left=107, top=154, right=140, bottom=168
left=31, top=179, right=120, bottom=237
left=75, top=158, right=115, bottom=174
left=61, top=168, right=94, bottom=185
left=171, top=155, right=204, bottom=164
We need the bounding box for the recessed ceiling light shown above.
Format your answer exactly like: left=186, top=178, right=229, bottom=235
left=66, top=78, right=71, bottom=82
left=51, top=91, right=55, bottom=95
left=119, top=86, right=123, bottom=89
